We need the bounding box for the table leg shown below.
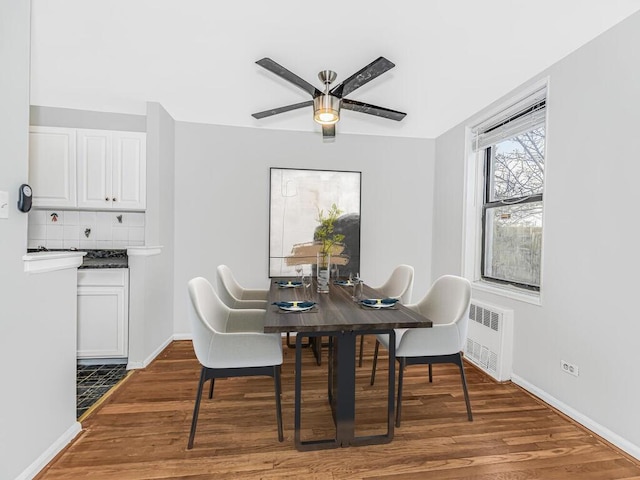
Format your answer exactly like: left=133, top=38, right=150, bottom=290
left=295, top=332, right=338, bottom=451
left=332, top=332, right=356, bottom=446
left=294, top=334, right=304, bottom=447
left=294, top=330, right=395, bottom=450
left=349, top=330, right=395, bottom=447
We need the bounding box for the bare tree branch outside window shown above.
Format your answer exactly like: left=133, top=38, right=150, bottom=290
left=484, top=127, right=545, bottom=288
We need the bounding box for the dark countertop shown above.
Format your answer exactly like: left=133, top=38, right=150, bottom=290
left=80, top=257, right=128, bottom=269
left=80, top=249, right=128, bottom=269
left=27, top=249, right=128, bottom=269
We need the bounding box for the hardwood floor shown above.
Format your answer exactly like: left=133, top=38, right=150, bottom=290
left=37, top=339, right=640, bottom=479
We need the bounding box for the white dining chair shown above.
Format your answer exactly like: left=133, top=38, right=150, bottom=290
left=216, top=264, right=308, bottom=349
left=358, top=264, right=414, bottom=366
left=370, top=274, right=473, bottom=427
left=216, top=264, right=269, bottom=309
left=187, top=276, right=284, bottom=449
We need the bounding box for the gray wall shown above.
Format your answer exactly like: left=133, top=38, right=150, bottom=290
left=434, top=11, right=640, bottom=456
left=172, top=124, right=435, bottom=334
left=0, top=2, right=79, bottom=479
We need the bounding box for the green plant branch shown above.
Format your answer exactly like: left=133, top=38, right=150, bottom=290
left=315, top=203, right=345, bottom=259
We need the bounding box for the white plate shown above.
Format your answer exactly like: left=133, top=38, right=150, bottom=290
left=360, top=299, right=396, bottom=309
left=277, top=282, right=302, bottom=288
left=278, top=304, right=315, bottom=312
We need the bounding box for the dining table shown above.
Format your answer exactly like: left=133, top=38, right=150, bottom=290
left=265, top=277, right=433, bottom=451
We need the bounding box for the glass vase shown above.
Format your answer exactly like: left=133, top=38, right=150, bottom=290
left=316, top=252, right=330, bottom=293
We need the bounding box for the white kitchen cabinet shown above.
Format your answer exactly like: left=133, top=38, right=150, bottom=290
left=28, top=126, right=77, bottom=208
left=77, top=129, right=146, bottom=210
left=77, top=269, right=129, bottom=359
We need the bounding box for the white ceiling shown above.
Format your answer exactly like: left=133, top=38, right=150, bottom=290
left=29, top=0, right=640, bottom=139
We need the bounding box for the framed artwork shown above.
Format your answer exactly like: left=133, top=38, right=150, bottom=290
left=269, top=167, right=361, bottom=278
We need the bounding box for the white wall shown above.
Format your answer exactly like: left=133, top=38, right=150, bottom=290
left=0, top=2, right=80, bottom=479
left=126, top=102, right=175, bottom=367
left=173, top=124, right=434, bottom=334
left=434, top=11, right=640, bottom=457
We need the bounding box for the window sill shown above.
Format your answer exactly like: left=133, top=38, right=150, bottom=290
left=472, top=279, right=542, bottom=306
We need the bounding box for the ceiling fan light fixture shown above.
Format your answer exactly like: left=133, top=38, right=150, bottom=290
left=313, top=95, right=340, bottom=125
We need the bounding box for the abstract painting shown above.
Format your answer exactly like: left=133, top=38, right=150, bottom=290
left=269, top=168, right=361, bottom=278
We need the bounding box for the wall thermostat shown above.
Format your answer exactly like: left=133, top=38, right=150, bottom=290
left=17, top=184, right=32, bottom=213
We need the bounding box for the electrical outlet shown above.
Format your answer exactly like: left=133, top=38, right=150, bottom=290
left=561, top=360, right=579, bottom=377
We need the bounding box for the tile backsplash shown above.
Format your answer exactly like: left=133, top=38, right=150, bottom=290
left=28, top=209, right=145, bottom=249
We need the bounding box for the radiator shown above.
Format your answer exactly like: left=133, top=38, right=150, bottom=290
left=464, top=300, right=514, bottom=381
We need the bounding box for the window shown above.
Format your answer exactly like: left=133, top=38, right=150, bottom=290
left=473, top=88, right=546, bottom=292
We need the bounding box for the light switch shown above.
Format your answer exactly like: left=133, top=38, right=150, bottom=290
left=0, top=191, right=8, bottom=219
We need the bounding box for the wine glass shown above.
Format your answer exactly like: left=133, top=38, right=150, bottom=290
left=331, top=263, right=339, bottom=280
left=352, top=272, right=362, bottom=302
left=295, top=264, right=303, bottom=279
left=302, top=274, right=313, bottom=300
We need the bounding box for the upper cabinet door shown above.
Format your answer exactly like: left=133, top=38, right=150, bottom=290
left=29, top=126, right=77, bottom=208
left=77, top=129, right=146, bottom=210
left=30, top=126, right=146, bottom=210
left=112, top=132, right=146, bottom=210
left=77, top=129, right=112, bottom=209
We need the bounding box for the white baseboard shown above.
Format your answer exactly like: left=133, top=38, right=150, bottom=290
left=16, top=421, right=82, bottom=480
left=127, top=334, right=193, bottom=369
left=127, top=335, right=173, bottom=370
left=512, top=374, right=640, bottom=460
left=172, top=332, right=192, bottom=341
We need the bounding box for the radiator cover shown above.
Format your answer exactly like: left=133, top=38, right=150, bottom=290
left=464, top=300, right=514, bottom=381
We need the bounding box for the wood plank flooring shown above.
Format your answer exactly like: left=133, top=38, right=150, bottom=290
left=36, top=339, right=640, bottom=479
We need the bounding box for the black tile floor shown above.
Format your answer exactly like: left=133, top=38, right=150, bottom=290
left=77, top=364, right=128, bottom=418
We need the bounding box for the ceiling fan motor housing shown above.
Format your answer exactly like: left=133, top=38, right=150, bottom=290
left=313, top=95, right=340, bottom=125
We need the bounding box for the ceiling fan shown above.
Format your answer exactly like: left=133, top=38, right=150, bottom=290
left=252, top=57, right=407, bottom=141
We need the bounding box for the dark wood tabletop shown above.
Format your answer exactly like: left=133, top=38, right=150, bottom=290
left=265, top=277, right=432, bottom=333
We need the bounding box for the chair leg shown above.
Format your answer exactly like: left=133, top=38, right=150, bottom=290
left=187, top=367, right=207, bottom=449
left=358, top=335, right=365, bottom=367
left=287, top=332, right=311, bottom=348
left=370, top=340, right=380, bottom=385
left=428, top=364, right=433, bottom=383
left=208, top=378, right=215, bottom=399
left=274, top=365, right=284, bottom=441
left=395, top=358, right=406, bottom=427
left=456, top=352, right=473, bottom=421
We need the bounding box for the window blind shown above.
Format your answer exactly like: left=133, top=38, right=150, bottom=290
left=473, top=86, right=547, bottom=151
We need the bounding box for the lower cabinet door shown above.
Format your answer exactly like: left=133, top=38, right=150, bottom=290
left=77, top=285, right=128, bottom=358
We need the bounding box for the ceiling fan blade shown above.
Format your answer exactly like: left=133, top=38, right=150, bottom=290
left=342, top=98, right=406, bottom=121
left=252, top=100, right=313, bottom=119
left=322, top=124, right=335, bottom=142
left=330, top=57, right=395, bottom=98
left=256, top=58, right=322, bottom=98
